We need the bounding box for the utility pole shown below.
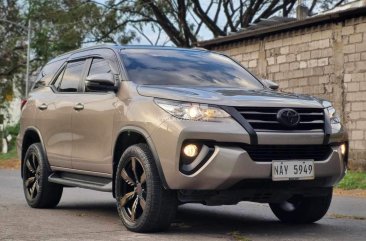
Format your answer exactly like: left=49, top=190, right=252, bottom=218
left=25, top=19, right=31, bottom=98
left=296, top=0, right=309, bottom=20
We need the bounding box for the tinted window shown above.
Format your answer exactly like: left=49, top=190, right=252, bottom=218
left=53, top=68, right=65, bottom=90
left=121, top=49, right=263, bottom=89
left=88, top=58, right=111, bottom=75
left=85, top=58, right=113, bottom=92
left=32, top=59, right=64, bottom=89
left=58, top=60, right=86, bottom=92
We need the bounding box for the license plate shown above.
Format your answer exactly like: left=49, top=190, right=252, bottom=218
left=272, top=160, right=314, bottom=181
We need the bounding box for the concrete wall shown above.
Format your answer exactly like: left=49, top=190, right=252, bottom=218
left=211, top=15, right=366, bottom=170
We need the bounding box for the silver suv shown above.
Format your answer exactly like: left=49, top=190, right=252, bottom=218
left=17, top=45, right=348, bottom=232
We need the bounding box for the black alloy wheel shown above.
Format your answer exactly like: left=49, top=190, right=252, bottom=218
left=115, top=144, right=177, bottom=232
left=119, top=156, right=147, bottom=221
left=24, top=151, right=41, bottom=200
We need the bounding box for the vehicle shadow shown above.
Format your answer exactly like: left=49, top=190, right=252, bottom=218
left=56, top=200, right=330, bottom=239
left=168, top=204, right=324, bottom=238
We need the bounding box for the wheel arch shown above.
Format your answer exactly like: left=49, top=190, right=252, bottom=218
left=21, top=127, right=50, bottom=178
left=112, top=126, right=169, bottom=197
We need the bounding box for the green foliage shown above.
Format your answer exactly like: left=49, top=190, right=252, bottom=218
left=1, top=122, right=19, bottom=151
left=5, top=122, right=19, bottom=137
left=0, top=148, right=17, bottom=161
left=0, top=0, right=25, bottom=98
left=338, top=171, right=366, bottom=190
left=29, top=0, right=133, bottom=65
left=0, top=0, right=133, bottom=111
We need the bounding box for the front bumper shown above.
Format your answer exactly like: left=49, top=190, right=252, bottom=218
left=172, top=144, right=346, bottom=190
left=150, top=117, right=347, bottom=190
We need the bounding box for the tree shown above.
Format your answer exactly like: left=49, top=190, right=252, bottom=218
left=0, top=0, right=25, bottom=104
left=28, top=0, right=134, bottom=66
left=102, top=0, right=348, bottom=47
left=0, top=0, right=133, bottom=105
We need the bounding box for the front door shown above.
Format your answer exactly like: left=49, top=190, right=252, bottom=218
left=71, top=57, right=118, bottom=174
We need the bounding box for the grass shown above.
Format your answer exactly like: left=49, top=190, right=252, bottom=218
left=0, top=148, right=17, bottom=161
left=337, top=171, right=366, bottom=190
left=0, top=148, right=19, bottom=169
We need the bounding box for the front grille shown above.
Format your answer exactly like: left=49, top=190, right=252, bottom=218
left=235, top=107, right=325, bottom=132
left=242, top=144, right=332, bottom=162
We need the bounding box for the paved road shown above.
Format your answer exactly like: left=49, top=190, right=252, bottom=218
left=1, top=170, right=365, bottom=241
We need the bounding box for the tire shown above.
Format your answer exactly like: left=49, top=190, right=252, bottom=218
left=269, top=190, right=333, bottom=224
left=115, top=143, right=177, bottom=233
left=22, top=143, right=63, bottom=208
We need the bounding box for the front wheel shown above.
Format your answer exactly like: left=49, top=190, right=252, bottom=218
left=269, top=189, right=332, bottom=224
left=115, top=144, right=177, bottom=233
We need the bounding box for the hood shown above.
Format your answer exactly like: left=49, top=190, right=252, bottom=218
left=137, top=85, right=325, bottom=109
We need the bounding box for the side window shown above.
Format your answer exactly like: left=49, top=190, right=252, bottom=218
left=58, top=60, right=86, bottom=92
left=88, top=58, right=112, bottom=76
left=85, top=58, right=112, bottom=92
left=32, top=59, right=64, bottom=90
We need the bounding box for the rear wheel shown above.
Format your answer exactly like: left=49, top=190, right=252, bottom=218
left=115, top=143, right=177, bottom=233
left=269, top=190, right=332, bottom=224
left=22, top=143, right=63, bottom=208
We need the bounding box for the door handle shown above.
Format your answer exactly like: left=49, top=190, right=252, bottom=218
left=38, top=103, right=48, bottom=110
left=73, top=103, right=84, bottom=111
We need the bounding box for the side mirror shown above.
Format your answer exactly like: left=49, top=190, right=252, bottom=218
left=85, top=73, right=118, bottom=92
left=261, top=79, right=279, bottom=90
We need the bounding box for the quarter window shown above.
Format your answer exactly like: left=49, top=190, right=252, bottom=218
left=33, top=59, right=64, bottom=89
left=53, top=68, right=65, bottom=90
left=58, top=60, right=86, bottom=92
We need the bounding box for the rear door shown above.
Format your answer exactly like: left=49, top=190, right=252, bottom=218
left=70, top=49, right=120, bottom=174
left=38, top=59, right=87, bottom=168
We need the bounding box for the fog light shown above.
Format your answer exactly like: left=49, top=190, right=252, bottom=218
left=340, top=143, right=346, bottom=156
left=183, top=144, right=199, bottom=157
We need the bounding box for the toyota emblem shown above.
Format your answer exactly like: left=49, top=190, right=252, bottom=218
left=277, top=108, right=300, bottom=128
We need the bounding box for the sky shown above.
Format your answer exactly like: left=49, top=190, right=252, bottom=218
left=126, top=0, right=347, bottom=46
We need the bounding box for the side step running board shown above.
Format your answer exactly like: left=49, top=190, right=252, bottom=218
left=48, top=172, right=112, bottom=192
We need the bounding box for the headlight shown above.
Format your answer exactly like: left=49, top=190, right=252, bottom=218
left=154, top=99, right=230, bottom=121
left=326, top=106, right=340, bottom=124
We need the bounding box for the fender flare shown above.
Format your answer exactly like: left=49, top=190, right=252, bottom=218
left=113, top=126, right=169, bottom=189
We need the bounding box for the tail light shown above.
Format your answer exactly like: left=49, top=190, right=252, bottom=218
left=21, top=99, right=28, bottom=110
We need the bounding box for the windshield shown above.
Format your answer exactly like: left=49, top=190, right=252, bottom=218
left=120, top=49, right=264, bottom=89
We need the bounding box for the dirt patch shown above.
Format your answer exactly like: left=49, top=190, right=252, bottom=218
left=334, top=188, right=366, bottom=198
left=0, top=159, right=20, bottom=169
left=328, top=213, right=366, bottom=220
